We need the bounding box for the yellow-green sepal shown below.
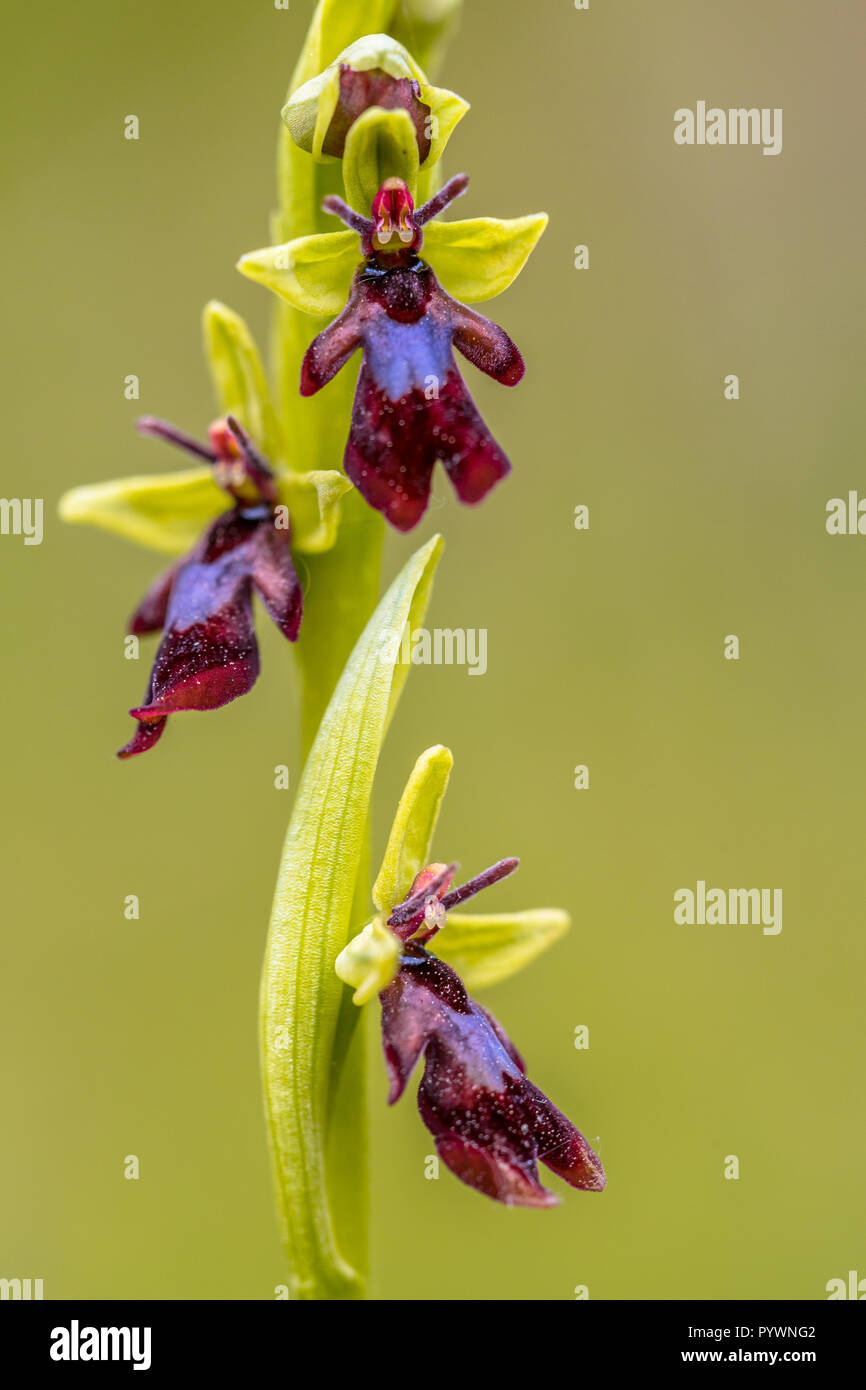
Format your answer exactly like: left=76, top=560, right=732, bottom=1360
left=425, top=213, right=549, bottom=302
left=58, top=468, right=224, bottom=556
left=335, top=916, right=401, bottom=1005
left=58, top=465, right=351, bottom=557
left=202, top=301, right=283, bottom=466
left=237, top=229, right=358, bottom=318
left=434, top=909, right=570, bottom=989
left=343, top=107, right=420, bottom=213
left=373, top=744, right=453, bottom=913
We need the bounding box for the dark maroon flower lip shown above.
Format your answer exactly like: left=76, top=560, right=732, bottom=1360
left=300, top=174, right=525, bottom=533
left=117, top=416, right=302, bottom=759
left=377, top=860, right=607, bottom=1207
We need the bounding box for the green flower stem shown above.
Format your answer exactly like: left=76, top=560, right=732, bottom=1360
left=296, top=489, right=385, bottom=757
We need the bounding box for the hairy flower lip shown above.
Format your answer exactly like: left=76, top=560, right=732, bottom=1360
left=380, top=939, right=606, bottom=1206
left=375, top=856, right=605, bottom=1207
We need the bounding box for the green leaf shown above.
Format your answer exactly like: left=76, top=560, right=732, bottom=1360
left=434, top=909, right=570, bottom=989
left=373, top=744, right=453, bottom=913
left=237, top=229, right=358, bottom=319
left=424, top=213, right=549, bottom=302
left=260, top=534, right=443, bottom=1300
left=58, top=466, right=351, bottom=558
left=202, top=301, right=283, bottom=466
left=343, top=107, right=420, bottom=214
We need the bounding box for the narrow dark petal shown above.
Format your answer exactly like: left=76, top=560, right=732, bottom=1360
left=415, top=173, right=470, bottom=227
left=135, top=416, right=216, bottom=463
left=440, top=857, right=519, bottom=912
left=387, top=862, right=458, bottom=934
left=128, top=559, right=182, bottom=635
left=321, top=194, right=373, bottom=237
left=225, top=416, right=278, bottom=504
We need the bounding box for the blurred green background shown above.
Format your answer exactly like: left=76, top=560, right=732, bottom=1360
left=2, top=0, right=863, bottom=1300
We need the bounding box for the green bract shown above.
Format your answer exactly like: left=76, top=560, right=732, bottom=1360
left=57, top=301, right=351, bottom=557
left=238, top=210, right=548, bottom=314
left=283, top=33, right=468, bottom=170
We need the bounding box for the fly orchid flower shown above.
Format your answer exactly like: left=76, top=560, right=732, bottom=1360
left=336, top=747, right=605, bottom=1209
left=116, top=415, right=302, bottom=759
left=238, top=159, right=547, bottom=531
left=59, top=301, right=352, bottom=755
left=299, top=174, right=529, bottom=530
